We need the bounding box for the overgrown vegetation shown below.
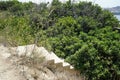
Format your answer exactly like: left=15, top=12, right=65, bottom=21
left=0, top=0, right=120, bottom=80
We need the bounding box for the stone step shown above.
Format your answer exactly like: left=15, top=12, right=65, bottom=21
left=63, top=62, right=70, bottom=67
left=9, top=44, right=75, bottom=70
left=47, top=59, right=54, bottom=65
left=70, top=66, right=74, bottom=69
left=63, top=65, right=70, bottom=70
left=16, top=44, right=37, bottom=57
left=55, top=62, right=63, bottom=67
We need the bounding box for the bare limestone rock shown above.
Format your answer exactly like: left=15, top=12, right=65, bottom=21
left=0, top=44, right=84, bottom=80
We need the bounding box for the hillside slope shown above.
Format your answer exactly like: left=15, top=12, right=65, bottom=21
left=105, top=6, right=120, bottom=14
left=0, top=44, right=83, bottom=80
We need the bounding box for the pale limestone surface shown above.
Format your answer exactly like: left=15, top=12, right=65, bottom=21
left=0, top=45, right=25, bottom=80
left=0, top=44, right=83, bottom=80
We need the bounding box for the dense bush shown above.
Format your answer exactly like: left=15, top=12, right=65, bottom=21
left=0, top=0, right=120, bottom=80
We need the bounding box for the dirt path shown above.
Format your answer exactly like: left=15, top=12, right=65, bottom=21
left=0, top=45, right=26, bottom=80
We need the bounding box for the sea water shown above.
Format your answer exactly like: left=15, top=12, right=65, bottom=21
left=115, top=15, right=120, bottom=21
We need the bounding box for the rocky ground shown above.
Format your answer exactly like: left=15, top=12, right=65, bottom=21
left=0, top=44, right=83, bottom=80
left=0, top=44, right=26, bottom=80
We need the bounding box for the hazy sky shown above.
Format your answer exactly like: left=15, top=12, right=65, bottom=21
left=18, top=0, right=120, bottom=8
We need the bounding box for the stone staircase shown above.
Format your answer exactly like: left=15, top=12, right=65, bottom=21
left=12, top=44, right=74, bottom=70
left=0, top=44, right=83, bottom=80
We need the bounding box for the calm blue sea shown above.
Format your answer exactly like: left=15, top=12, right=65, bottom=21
left=114, top=15, right=120, bottom=21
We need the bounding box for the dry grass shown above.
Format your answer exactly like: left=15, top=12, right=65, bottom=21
left=0, top=35, right=84, bottom=80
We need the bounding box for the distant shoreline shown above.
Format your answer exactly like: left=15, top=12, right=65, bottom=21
left=113, top=13, right=120, bottom=15
left=105, top=6, right=120, bottom=16
left=114, top=15, right=120, bottom=21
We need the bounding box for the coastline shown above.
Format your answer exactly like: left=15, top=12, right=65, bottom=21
left=114, top=15, right=120, bottom=21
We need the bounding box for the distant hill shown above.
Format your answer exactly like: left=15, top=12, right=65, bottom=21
left=105, top=6, right=120, bottom=15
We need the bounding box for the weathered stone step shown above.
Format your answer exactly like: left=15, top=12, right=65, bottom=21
left=63, top=65, right=70, bottom=70
left=47, top=59, right=54, bottom=65
left=9, top=44, right=75, bottom=70
left=55, top=62, right=63, bottom=67
left=70, top=66, right=74, bottom=69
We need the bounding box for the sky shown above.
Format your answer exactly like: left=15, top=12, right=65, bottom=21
left=18, top=0, right=120, bottom=8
